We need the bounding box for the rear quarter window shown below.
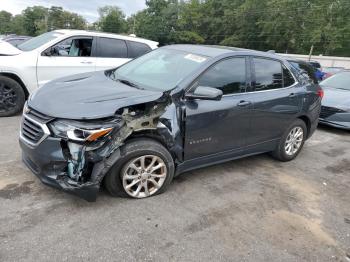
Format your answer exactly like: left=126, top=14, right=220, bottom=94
left=127, top=41, right=152, bottom=59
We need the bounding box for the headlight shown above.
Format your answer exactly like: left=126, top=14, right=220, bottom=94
left=49, top=119, right=120, bottom=142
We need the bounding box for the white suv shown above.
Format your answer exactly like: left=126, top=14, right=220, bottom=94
left=0, top=30, right=158, bottom=116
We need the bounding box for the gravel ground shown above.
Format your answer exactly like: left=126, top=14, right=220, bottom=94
left=0, top=116, right=349, bottom=262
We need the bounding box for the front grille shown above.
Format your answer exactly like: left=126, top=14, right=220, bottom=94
left=21, top=117, right=45, bottom=145
left=320, top=106, right=344, bottom=119
left=26, top=108, right=54, bottom=123
left=21, top=108, right=52, bottom=146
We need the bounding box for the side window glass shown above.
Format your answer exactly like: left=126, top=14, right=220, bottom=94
left=51, top=38, right=93, bottom=57
left=283, top=65, right=296, bottom=87
left=198, top=57, right=246, bottom=95
left=127, top=41, right=151, bottom=58
left=98, top=37, right=127, bottom=58
left=253, top=58, right=283, bottom=91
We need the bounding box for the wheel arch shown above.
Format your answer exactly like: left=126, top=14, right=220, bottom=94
left=298, top=115, right=311, bottom=137
left=0, top=72, right=29, bottom=99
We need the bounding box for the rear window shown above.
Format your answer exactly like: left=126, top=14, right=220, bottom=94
left=98, top=37, right=127, bottom=58
left=127, top=41, right=151, bottom=58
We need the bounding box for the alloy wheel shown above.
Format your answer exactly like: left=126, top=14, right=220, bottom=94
left=122, top=155, right=167, bottom=198
left=284, top=126, right=304, bottom=156
left=0, top=82, right=17, bottom=113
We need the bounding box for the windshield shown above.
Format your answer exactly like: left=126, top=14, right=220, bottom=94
left=17, top=31, right=63, bottom=51
left=111, top=48, right=208, bottom=91
left=320, top=72, right=350, bottom=90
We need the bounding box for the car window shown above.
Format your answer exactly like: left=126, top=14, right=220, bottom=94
left=198, top=57, right=246, bottom=95
left=283, top=65, right=296, bottom=87
left=320, top=72, right=350, bottom=90
left=7, top=39, right=23, bottom=46
left=127, top=41, right=151, bottom=58
left=50, top=37, right=93, bottom=57
left=17, top=31, right=63, bottom=51
left=112, top=48, right=208, bottom=91
left=98, top=37, right=127, bottom=58
left=289, top=61, right=317, bottom=84
left=253, top=58, right=283, bottom=91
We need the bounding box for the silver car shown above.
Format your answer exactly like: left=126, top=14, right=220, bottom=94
left=319, top=72, right=350, bottom=130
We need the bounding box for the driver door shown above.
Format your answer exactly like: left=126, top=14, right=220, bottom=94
left=184, top=57, right=252, bottom=160
left=37, top=36, right=96, bottom=87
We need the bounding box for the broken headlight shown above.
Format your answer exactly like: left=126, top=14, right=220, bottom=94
left=49, top=119, right=119, bottom=142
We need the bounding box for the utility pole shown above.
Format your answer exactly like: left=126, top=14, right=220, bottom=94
left=308, top=45, right=314, bottom=61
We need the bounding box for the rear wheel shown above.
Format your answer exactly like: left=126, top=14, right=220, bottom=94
left=104, top=139, right=175, bottom=199
left=272, top=119, right=307, bottom=162
left=0, top=76, right=25, bottom=117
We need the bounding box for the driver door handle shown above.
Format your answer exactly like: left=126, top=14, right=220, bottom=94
left=81, top=61, right=93, bottom=64
left=237, top=100, right=252, bottom=107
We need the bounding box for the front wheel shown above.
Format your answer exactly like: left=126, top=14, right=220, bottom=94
left=271, top=119, right=307, bottom=162
left=0, top=76, right=25, bottom=117
left=104, top=139, right=175, bottom=199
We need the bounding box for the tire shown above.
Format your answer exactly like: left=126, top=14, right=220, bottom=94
left=104, top=138, right=175, bottom=199
left=0, top=76, right=25, bottom=117
left=271, top=119, right=307, bottom=162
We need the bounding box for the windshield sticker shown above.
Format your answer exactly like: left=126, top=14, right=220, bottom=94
left=184, top=54, right=207, bottom=63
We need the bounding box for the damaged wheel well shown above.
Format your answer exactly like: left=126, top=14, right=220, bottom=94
left=127, top=130, right=176, bottom=159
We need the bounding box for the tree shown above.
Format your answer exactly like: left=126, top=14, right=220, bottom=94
left=22, top=6, right=48, bottom=36
left=0, top=11, right=13, bottom=34
left=98, top=6, right=126, bottom=34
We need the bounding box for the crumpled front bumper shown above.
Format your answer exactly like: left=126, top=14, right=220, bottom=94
left=19, top=137, right=100, bottom=202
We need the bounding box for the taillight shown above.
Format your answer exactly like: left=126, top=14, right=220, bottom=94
left=317, top=89, right=324, bottom=99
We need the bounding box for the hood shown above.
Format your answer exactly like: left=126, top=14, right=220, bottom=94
left=28, top=71, right=164, bottom=120
left=321, top=86, right=350, bottom=109
left=0, top=40, right=22, bottom=55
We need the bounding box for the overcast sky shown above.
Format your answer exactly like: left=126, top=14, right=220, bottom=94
left=0, top=0, right=147, bottom=22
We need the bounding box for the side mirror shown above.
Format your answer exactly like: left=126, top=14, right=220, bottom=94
left=185, top=86, right=223, bottom=101
left=42, top=47, right=54, bottom=56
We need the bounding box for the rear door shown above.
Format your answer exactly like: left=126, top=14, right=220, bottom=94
left=95, top=37, right=130, bottom=70
left=245, top=57, right=302, bottom=145
left=184, top=57, right=252, bottom=160
left=37, top=36, right=96, bottom=87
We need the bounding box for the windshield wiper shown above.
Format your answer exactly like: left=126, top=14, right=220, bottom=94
left=117, top=79, right=144, bottom=90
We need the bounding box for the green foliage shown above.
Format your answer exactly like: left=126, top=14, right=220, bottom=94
left=0, top=11, right=12, bottom=34
left=98, top=6, right=126, bottom=34
left=172, top=31, right=205, bottom=44
left=1, top=1, right=350, bottom=56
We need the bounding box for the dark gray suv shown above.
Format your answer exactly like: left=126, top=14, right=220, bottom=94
left=19, top=45, right=323, bottom=201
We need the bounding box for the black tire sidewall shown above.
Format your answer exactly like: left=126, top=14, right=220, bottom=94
left=104, top=139, right=175, bottom=198
left=0, top=76, right=25, bottom=117
left=277, top=119, right=307, bottom=161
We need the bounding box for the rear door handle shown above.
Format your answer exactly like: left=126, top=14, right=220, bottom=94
left=81, top=61, right=93, bottom=64
left=289, top=93, right=297, bottom=98
left=237, top=100, right=251, bottom=107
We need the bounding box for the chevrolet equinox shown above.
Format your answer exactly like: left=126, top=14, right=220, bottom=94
left=19, top=45, right=323, bottom=201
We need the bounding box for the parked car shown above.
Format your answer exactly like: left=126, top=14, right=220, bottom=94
left=322, top=67, right=347, bottom=79
left=0, top=30, right=158, bottom=117
left=287, top=59, right=318, bottom=84
left=319, top=72, right=350, bottom=130
left=1, top=34, right=32, bottom=47
left=19, top=45, right=322, bottom=201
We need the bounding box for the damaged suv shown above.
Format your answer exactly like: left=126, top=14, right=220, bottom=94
left=19, top=45, right=322, bottom=201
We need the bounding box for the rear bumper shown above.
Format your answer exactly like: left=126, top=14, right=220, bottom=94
left=19, top=137, right=99, bottom=202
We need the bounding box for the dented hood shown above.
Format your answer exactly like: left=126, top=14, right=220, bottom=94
left=28, top=71, right=164, bottom=120
left=0, top=40, right=22, bottom=55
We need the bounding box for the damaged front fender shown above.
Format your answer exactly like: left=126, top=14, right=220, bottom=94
left=43, top=93, right=184, bottom=201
